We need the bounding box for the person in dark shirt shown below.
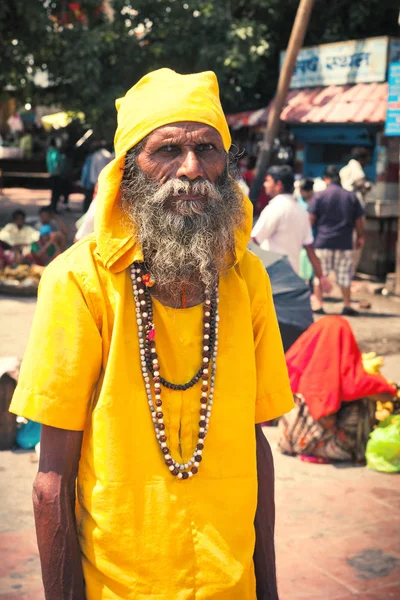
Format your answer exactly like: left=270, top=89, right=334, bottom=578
left=241, top=155, right=270, bottom=215
left=308, top=165, right=365, bottom=316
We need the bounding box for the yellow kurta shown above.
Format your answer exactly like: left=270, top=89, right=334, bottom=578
left=10, top=68, right=293, bottom=599
left=10, top=236, right=293, bottom=599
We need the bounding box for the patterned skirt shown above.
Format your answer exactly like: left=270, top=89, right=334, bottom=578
left=278, top=394, right=376, bottom=462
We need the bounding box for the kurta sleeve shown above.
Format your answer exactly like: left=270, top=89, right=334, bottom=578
left=253, top=269, right=294, bottom=423
left=9, top=258, right=102, bottom=431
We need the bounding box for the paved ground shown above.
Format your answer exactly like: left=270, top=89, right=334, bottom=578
left=1, top=187, right=400, bottom=599
left=1, top=429, right=399, bottom=600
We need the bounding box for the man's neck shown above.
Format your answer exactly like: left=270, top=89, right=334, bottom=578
left=150, top=280, right=205, bottom=309
left=272, top=192, right=292, bottom=200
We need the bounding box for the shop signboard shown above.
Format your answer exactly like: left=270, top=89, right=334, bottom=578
left=385, top=62, right=400, bottom=137
left=281, top=37, right=389, bottom=89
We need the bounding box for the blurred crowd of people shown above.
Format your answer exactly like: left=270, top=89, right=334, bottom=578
left=45, top=136, right=113, bottom=214
left=250, top=147, right=370, bottom=316
left=0, top=207, right=68, bottom=269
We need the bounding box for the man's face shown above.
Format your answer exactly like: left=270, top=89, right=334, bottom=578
left=40, top=211, right=51, bottom=225
left=264, top=175, right=282, bottom=198
left=121, top=121, right=244, bottom=296
left=14, top=215, right=25, bottom=229
left=136, top=122, right=227, bottom=213
left=301, top=189, right=313, bottom=203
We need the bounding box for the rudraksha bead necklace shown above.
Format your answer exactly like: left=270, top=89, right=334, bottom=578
left=129, top=263, right=219, bottom=479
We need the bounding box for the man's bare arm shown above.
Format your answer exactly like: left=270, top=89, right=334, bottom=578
left=354, top=217, right=365, bottom=249
left=54, top=214, right=69, bottom=237
left=304, top=245, right=332, bottom=293
left=253, top=424, right=279, bottom=600
left=33, top=425, right=85, bottom=600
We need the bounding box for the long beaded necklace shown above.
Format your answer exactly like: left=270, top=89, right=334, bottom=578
left=129, top=263, right=219, bottom=479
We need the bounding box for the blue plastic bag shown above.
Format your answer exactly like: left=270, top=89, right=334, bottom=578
left=16, top=420, right=41, bottom=450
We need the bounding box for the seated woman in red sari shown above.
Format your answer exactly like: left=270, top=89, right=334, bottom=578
left=279, top=316, right=396, bottom=463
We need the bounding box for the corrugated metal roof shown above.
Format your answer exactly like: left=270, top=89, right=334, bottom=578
left=226, top=82, right=388, bottom=128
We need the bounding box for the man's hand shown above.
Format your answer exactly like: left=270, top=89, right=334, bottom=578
left=320, top=275, right=332, bottom=294
left=304, top=245, right=332, bottom=295
left=356, top=235, right=365, bottom=250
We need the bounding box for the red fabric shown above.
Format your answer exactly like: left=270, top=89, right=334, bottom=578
left=285, top=316, right=396, bottom=420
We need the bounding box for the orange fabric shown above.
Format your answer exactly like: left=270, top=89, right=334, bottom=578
left=285, top=316, right=396, bottom=420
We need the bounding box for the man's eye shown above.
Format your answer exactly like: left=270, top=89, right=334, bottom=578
left=197, top=143, right=215, bottom=152
left=157, top=145, right=179, bottom=153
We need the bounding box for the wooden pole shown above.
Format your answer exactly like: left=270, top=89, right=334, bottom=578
left=250, top=0, right=315, bottom=204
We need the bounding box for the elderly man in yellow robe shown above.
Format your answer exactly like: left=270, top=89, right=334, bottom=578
left=10, top=69, right=293, bottom=600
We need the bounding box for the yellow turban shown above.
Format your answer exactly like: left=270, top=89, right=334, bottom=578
left=114, top=68, right=231, bottom=157
left=95, top=68, right=252, bottom=273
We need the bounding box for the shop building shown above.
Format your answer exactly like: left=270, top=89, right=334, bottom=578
left=227, top=37, right=400, bottom=277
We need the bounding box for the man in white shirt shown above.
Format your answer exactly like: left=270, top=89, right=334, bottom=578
left=90, top=144, right=113, bottom=185
left=251, top=165, right=330, bottom=292
left=340, top=147, right=371, bottom=206
left=74, top=197, right=97, bottom=242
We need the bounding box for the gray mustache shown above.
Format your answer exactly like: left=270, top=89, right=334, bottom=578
left=151, top=178, right=221, bottom=205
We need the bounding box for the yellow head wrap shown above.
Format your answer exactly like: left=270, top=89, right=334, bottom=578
left=95, top=68, right=252, bottom=272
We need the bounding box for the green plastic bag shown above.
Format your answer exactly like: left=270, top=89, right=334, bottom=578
left=299, top=248, right=313, bottom=282
left=366, top=415, right=400, bottom=473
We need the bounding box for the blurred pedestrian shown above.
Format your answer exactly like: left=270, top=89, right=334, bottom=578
left=60, top=146, right=74, bottom=210
left=0, top=209, right=39, bottom=265
left=74, top=196, right=97, bottom=242
left=251, top=165, right=330, bottom=292
left=340, top=147, right=371, bottom=206
left=297, top=177, right=314, bottom=209
left=35, top=207, right=69, bottom=250
left=297, top=178, right=315, bottom=282
left=242, top=155, right=270, bottom=215
left=0, top=209, right=39, bottom=250
left=29, top=224, right=62, bottom=266
left=81, top=140, right=112, bottom=213
left=46, top=139, right=73, bottom=212
left=308, top=165, right=365, bottom=316
left=80, top=150, right=94, bottom=213
left=46, top=138, right=63, bottom=212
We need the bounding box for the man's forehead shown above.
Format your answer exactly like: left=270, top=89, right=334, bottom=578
left=144, top=122, right=223, bottom=145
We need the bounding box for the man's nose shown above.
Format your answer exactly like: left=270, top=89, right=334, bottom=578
left=175, top=150, right=205, bottom=181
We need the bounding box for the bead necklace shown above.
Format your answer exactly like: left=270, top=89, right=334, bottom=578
left=129, top=263, right=219, bottom=479
left=142, top=283, right=218, bottom=391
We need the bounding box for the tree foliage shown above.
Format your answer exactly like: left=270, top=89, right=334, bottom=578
left=1, top=0, right=398, bottom=138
